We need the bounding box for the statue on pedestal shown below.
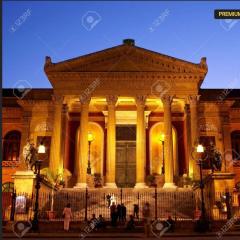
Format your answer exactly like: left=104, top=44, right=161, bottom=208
left=23, top=140, right=38, bottom=171
left=207, top=142, right=222, bottom=172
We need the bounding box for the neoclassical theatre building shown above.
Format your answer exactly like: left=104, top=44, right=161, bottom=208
left=2, top=39, right=240, bottom=190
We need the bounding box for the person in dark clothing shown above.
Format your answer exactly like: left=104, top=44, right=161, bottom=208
left=133, top=204, right=139, bottom=219
left=166, top=215, right=175, bottom=232
left=96, top=214, right=106, bottom=229
left=117, top=204, right=122, bottom=222
left=121, top=203, right=127, bottom=222
left=110, top=202, right=117, bottom=226
left=106, top=194, right=111, bottom=208
left=126, top=215, right=135, bottom=231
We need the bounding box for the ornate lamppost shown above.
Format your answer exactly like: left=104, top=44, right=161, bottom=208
left=87, top=132, right=94, bottom=175
left=31, top=142, right=46, bottom=231
left=195, top=143, right=209, bottom=232
left=159, top=133, right=165, bottom=175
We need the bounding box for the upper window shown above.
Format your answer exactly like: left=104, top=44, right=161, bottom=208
left=2, top=182, right=14, bottom=193
left=231, top=131, right=240, bottom=161
left=3, top=130, right=21, bottom=161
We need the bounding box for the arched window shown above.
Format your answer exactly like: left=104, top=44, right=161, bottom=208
left=231, top=130, right=240, bottom=161
left=3, top=130, right=21, bottom=161
left=2, top=182, right=14, bottom=193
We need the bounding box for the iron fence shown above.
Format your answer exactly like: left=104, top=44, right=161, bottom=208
left=2, top=188, right=239, bottom=223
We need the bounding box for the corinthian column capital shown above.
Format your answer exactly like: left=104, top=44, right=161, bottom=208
left=135, top=95, right=147, bottom=106
left=106, top=95, right=118, bottom=106
left=161, top=94, right=174, bottom=106
left=79, top=95, right=91, bottom=105
left=52, top=94, right=64, bottom=105
left=188, top=95, right=200, bottom=106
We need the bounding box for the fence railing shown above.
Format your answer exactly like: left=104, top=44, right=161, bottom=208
left=2, top=188, right=240, bottom=222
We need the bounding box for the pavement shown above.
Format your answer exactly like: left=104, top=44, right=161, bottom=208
left=3, top=231, right=240, bottom=239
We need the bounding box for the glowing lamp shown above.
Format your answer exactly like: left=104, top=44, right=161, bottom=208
left=88, top=132, right=94, bottom=142
left=159, top=133, right=165, bottom=142
left=196, top=144, right=204, bottom=153
left=38, top=142, right=46, bottom=154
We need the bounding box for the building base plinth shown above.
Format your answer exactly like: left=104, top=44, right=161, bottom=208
left=74, top=183, right=88, bottom=189
left=163, top=182, right=177, bottom=189
left=134, top=182, right=148, bottom=189
left=104, top=183, right=117, bottom=188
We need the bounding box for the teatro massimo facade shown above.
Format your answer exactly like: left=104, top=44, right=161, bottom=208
left=2, top=39, right=240, bottom=191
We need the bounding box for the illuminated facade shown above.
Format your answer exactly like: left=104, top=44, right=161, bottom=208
left=2, top=40, right=240, bottom=189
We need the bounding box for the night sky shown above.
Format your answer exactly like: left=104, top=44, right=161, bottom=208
left=3, top=1, right=240, bottom=89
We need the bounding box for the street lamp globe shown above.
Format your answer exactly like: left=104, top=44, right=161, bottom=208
left=159, top=133, right=165, bottom=142
left=38, top=142, right=46, bottom=154
left=196, top=144, right=204, bottom=153
left=88, top=132, right=94, bottom=142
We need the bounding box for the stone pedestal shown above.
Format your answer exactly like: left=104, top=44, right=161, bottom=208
left=12, top=170, right=36, bottom=195
left=209, top=172, right=235, bottom=193
left=207, top=173, right=235, bottom=220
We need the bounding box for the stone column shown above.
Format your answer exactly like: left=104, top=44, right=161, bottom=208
left=222, top=117, right=234, bottom=173
left=105, top=95, right=118, bottom=188
left=135, top=95, right=147, bottom=188
left=75, top=97, right=91, bottom=188
left=49, top=95, right=64, bottom=174
left=184, top=104, right=192, bottom=175
left=161, top=95, right=176, bottom=189
left=188, top=95, right=200, bottom=180
left=60, top=104, right=69, bottom=179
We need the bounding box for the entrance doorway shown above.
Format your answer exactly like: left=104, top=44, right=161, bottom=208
left=116, top=125, right=136, bottom=187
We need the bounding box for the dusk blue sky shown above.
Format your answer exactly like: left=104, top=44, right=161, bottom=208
left=3, top=1, right=240, bottom=89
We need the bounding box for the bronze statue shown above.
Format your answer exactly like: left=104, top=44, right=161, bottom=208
left=208, top=142, right=222, bottom=172
left=23, top=140, right=38, bottom=172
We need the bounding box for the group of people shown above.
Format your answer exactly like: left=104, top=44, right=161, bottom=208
left=110, top=202, right=127, bottom=226
left=62, top=201, right=174, bottom=236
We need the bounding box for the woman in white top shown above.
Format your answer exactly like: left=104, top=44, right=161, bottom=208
left=63, top=203, right=73, bottom=231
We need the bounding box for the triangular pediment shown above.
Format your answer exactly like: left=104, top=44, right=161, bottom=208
left=44, top=42, right=207, bottom=74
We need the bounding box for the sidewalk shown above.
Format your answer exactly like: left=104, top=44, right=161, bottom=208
left=3, top=231, right=240, bottom=239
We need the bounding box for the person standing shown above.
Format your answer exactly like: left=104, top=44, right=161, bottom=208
left=110, top=202, right=117, bottom=226
left=63, top=203, right=73, bottom=231
left=117, top=204, right=122, bottom=222
left=133, top=204, right=139, bottom=219
left=106, top=194, right=111, bottom=208
left=121, top=203, right=127, bottom=222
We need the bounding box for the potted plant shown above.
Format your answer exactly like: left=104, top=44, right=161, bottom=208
left=146, top=174, right=156, bottom=187
left=93, top=173, right=102, bottom=187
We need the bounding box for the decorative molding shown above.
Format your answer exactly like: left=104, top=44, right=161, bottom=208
left=2, top=161, right=20, bottom=167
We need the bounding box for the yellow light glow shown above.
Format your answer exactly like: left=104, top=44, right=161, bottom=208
left=196, top=144, right=204, bottom=153
left=88, top=132, right=94, bottom=142
left=159, top=133, right=165, bottom=142
left=38, top=143, right=46, bottom=153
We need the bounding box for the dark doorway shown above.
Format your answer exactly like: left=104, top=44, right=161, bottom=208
left=116, top=125, right=136, bottom=187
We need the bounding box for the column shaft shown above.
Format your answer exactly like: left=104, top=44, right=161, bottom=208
left=75, top=100, right=90, bottom=188
left=189, top=95, right=200, bottom=180
left=162, top=95, right=176, bottom=189
left=49, top=95, right=63, bottom=174
left=135, top=96, right=147, bottom=188
left=105, top=95, right=117, bottom=188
